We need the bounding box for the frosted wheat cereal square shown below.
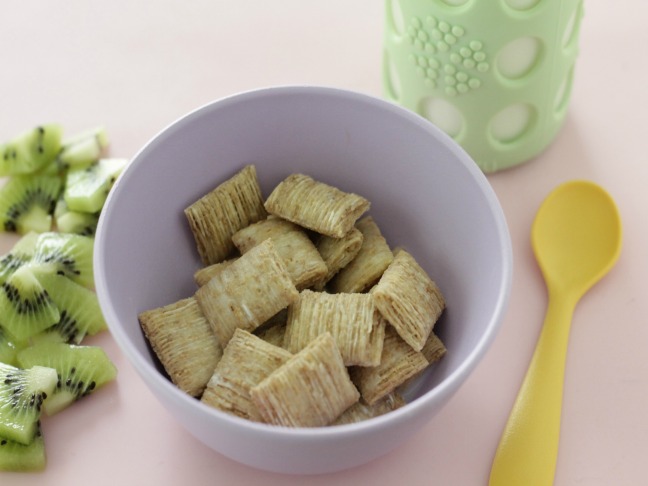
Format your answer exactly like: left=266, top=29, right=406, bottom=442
left=184, top=165, right=266, bottom=265
left=200, top=329, right=292, bottom=422
left=250, top=333, right=360, bottom=427
left=372, top=249, right=446, bottom=351
left=264, top=173, right=369, bottom=238
left=195, top=239, right=298, bottom=346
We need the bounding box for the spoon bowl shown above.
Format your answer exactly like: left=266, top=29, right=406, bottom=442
left=490, top=180, right=622, bottom=486
left=532, top=180, right=623, bottom=299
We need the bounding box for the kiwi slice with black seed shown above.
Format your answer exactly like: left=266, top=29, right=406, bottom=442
left=0, top=174, right=63, bottom=234
left=31, top=273, right=106, bottom=344
left=53, top=197, right=99, bottom=236
left=30, top=232, right=94, bottom=289
left=0, top=423, right=46, bottom=472
left=64, top=157, right=127, bottom=213
left=0, top=125, right=63, bottom=176
left=17, top=342, right=117, bottom=415
left=0, top=362, right=57, bottom=444
left=55, top=126, right=109, bottom=171
left=0, top=231, right=39, bottom=284
left=0, top=266, right=60, bottom=341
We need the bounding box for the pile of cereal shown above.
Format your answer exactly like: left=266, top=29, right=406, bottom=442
left=138, top=165, right=447, bottom=427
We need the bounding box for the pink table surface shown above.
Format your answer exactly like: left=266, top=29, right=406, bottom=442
left=1, top=2, right=646, bottom=485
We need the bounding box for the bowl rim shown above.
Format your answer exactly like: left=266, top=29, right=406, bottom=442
left=95, top=84, right=513, bottom=438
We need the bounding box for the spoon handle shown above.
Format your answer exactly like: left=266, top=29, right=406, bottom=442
left=489, top=291, right=575, bottom=486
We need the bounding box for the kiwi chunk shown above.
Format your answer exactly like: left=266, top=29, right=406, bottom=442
left=64, top=158, right=127, bottom=213
left=0, top=362, right=57, bottom=444
left=17, top=342, right=117, bottom=415
left=52, top=126, right=109, bottom=172
left=0, top=424, right=46, bottom=472
left=31, top=273, right=106, bottom=344
left=53, top=197, right=99, bottom=236
left=0, top=327, right=21, bottom=366
left=0, top=125, right=62, bottom=176
left=0, top=232, right=39, bottom=284
left=30, top=232, right=94, bottom=289
left=0, top=174, right=62, bottom=234
left=0, top=266, right=60, bottom=341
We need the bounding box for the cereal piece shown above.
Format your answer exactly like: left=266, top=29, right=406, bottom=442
left=264, top=173, right=370, bottom=238
left=283, top=290, right=385, bottom=367
left=195, top=239, right=299, bottom=346
left=329, top=216, right=393, bottom=293
left=333, top=392, right=406, bottom=425
left=138, top=297, right=222, bottom=397
left=232, top=217, right=327, bottom=290
left=255, top=321, right=287, bottom=348
left=201, top=329, right=292, bottom=421
left=193, top=258, right=237, bottom=287
left=254, top=309, right=288, bottom=348
left=352, top=326, right=428, bottom=405
left=313, top=227, right=363, bottom=290
left=372, top=249, right=446, bottom=351
left=421, top=331, right=447, bottom=364
left=184, top=165, right=267, bottom=265
left=250, top=333, right=360, bottom=427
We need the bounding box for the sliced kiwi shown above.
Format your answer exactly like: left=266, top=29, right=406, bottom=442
left=31, top=273, right=106, bottom=344
left=0, top=266, right=60, bottom=341
left=46, top=126, right=109, bottom=174
left=64, top=157, right=127, bottom=213
left=0, top=362, right=57, bottom=444
left=17, top=342, right=117, bottom=416
left=0, top=327, right=20, bottom=366
left=29, top=232, right=94, bottom=289
left=0, top=231, right=39, bottom=284
left=0, top=424, right=46, bottom=472
left=0, top=174, right=63, bottom=234
left=53, top=197, right=99, bottom=236
left=0, top=125, right=63, bottom=176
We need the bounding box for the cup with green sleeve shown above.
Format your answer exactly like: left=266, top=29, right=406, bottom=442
left=383, top=0, right=584, bottom=172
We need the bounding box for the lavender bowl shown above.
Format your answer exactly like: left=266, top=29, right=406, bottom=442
left=94, top=86, right=512, bottom=474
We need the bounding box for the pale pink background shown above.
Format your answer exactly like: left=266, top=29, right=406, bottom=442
left=1, top=1, right=646, bottom=485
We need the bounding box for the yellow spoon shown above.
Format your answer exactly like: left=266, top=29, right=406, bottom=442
left=489, top=180, right=622, bottom=486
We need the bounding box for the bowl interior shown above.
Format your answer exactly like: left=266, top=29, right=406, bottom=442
left=96, top=86, right=510, bottom=416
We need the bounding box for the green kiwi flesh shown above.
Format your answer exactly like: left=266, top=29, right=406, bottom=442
left=0, top=232, right=39, bottom=284
left=0, top=175, right=62, bottom=234
left=64, top=157, right=127, bottom=213
left=0, top=123, right=120, bottom=471
left=0, top=327, right=20, bottom=366
left=0, top=266, right=60, bottom=341
left=0, top=362, right=57, bottom=444
left=30, top=232, right=94, bottom=289
left=0, top=125, right=63, bottom=176
left=54, top=126, right=109, bottom=171
left=0, top=424, right=46, bottom=472
left=31, top=273, right=106, bottom=344
left=54, top=198, right=99, bottom=236
left=17, top=342, right=117, bottom=415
